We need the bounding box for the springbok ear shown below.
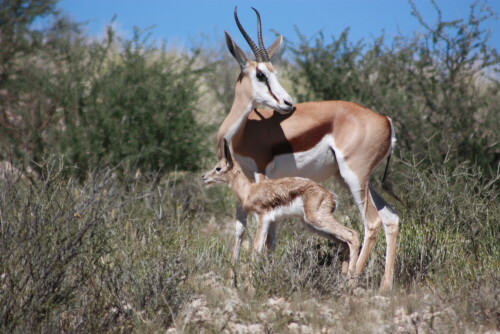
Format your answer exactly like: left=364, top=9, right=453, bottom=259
left=223, top=139, right=234, bottom=168
left=225, top=31, right=248, bottom=68
left=267, top=35, right=283, bottom=60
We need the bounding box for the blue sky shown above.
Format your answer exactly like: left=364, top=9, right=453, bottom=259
left=57, top=0, right=499, bottom=53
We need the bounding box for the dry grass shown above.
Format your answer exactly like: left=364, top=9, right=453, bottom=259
left=0, top=157, right=498, bottom=333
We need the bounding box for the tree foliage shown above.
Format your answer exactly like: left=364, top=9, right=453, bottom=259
left=0, top=0, right=58, bottom=81
left=0, top=1, right=208, bottom=177
left=56, top=28, right=207, bottom=175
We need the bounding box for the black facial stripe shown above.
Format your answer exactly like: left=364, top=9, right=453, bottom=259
left=265, top=80, right=280, bottom=103
left=256, top=68, right=279, bottom=103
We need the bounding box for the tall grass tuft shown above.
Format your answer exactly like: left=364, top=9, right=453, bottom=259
left=395, top=160, right=499, bottom=289
left=0, top=157, right=227, bottom=333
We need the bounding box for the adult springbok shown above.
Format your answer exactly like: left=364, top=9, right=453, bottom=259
left=203, top=139, right=360, bottom=277
left=219, top=7, right=399, bottom=291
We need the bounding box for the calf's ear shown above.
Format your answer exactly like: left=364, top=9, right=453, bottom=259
left=223, top=139, right=234, bottom=168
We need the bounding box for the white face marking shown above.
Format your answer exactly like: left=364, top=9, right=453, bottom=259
left=266, top=135, right=337, bottom=182
left=250, top=63, right=293, bottom=113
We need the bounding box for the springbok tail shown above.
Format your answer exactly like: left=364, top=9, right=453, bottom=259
left=381, top=153, right=403, bottom=205
left=381, top=117, right=404, bottom=206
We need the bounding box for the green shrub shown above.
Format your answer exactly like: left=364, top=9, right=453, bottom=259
left=59, top=29, right=208, bottom=175
left=1, top=9, right=208, bottom=177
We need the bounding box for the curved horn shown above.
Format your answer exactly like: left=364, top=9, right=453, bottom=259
left=234, top=6, right=261, bottom=61
left=251, top=7, right=270, bottom=62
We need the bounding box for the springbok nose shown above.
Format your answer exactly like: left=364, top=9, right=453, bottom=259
left=283, top=99, right=294, bottom=112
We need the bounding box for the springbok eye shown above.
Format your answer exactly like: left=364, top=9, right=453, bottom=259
left=215, top=167, right=222, bottom=172
left=256, top=71, right=267, bottom=82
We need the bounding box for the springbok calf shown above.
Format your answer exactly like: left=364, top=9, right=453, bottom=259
left=219, top=7, right=400, bottom=291
left=203, top=140, right=360, bottom=276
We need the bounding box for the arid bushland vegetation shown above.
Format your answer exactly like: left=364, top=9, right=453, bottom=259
left=0, top=0, right=498, bottom=332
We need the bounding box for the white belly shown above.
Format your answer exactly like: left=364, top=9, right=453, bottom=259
left=234, top=135, right=337, bottom=183
left=256, top=196, right=305, bottom=223
left=266, top=135, right=336, bottom=182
